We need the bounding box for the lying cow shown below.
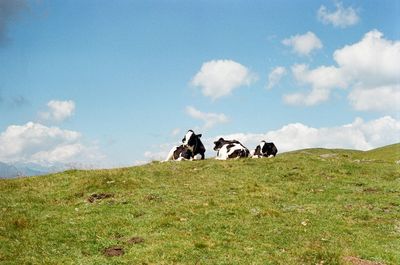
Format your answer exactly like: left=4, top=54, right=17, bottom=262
left=252, top=141, right=278, bottom=158
left=213, top=137, right=250, bottom=160
left=165, top=130, right=206, bottom=161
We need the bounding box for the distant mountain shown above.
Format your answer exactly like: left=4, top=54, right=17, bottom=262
left=0, top=160, right=101, bottom=179
left=0, top=161, right=69, bottom=178
left=0, top=162, right=20, bottom=178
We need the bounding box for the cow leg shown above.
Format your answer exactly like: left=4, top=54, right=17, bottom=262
left=193, top=154, right=202, bottom=160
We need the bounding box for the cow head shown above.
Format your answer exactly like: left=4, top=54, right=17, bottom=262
left=182, top=130, right=202, bottom=151
left=213, top=137, right=225, bottom=151
left=253, top=141, right=266, bottom=156
left=260, top=140, right=267, bottom=152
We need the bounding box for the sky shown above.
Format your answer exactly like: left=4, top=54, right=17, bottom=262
left=0, top=0, right=399, bottom=168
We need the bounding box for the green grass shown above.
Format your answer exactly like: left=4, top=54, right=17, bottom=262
left=1, top=144, right=399, bottom=264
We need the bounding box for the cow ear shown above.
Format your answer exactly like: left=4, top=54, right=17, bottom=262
left=197, top=134, right=202, bottom=138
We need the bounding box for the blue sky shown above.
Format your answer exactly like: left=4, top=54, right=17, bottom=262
left=0, top=0, right=399, bottom=167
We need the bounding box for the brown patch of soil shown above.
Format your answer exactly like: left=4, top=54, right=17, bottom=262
left=363, top=187, right=379, bottom=193
left=13, top=217, right=29, bottom=229
left=145, top=194, right=161, bottom=201
left=128, top=236, right=145, bottom=244
left=103, top=246, right=124, bottom=257
left=87, top=193, right=114, bottom=203
left=343, top=256, right=385, bottom=265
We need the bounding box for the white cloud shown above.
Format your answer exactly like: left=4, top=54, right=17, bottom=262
left=282, top=31, right=323, bottom=56
left=333, top=30, right=400, bottom=87
left=144, top=116, right=400, bottom=161
left=291, top=64, right=347, bottom=90
left=284, top=30, right=400, bottom=111
left=31, top=143, right=85, bottom=164
left=267, top=66, right=286, bottom=89
left=337, top=30, right=400, bottom=111
left=284, top=64, right=347, bottom=106
left=186, top=106, right=229, bottom=129
left=318, top=2, right=360, bottom=28
left=216, top=116, right=400, bottom=152
left=0, top=122, right=104, bottom=165
left=348, top=85, right=400, bottom=112
left=39, top=100, right=75, bottom=122
left=283, top=88, right=331, bottom=106
left=191, top=59, right=257, bottom=100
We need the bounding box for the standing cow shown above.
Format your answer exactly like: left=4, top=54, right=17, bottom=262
left=164, top=130, right=206, bottom=161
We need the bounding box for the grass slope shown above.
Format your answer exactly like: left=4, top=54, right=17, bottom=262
left=1, top=144, right=399, bottom=264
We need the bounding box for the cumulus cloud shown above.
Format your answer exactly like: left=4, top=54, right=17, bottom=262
left=333, top=30, right=400, bottom=86
left=0, top=122, right=104, bottom=165
left=348, top=85, right=400, bottom=112
left=291, top=64, right=348, bottom=90
left=282, top=31, right=323, bottom=56
left=318, top=2, right=360, bottom=28
left=191, top=59, right=257, bottom=100
left=215, top=116, right=400, bottom=153
left=267, top=66, right=287, bottom=89
left=284, top=30, right=400, bottom=111
left=39, top=100, right=75, bottom=122
left=284, top=64, right=347, bottom=106
left=337, top=30, right=400, bottom=111
left=186, top=106, right=229, bottom=129
left=144, top=116, right=400, bottom=161
left=283, top=89, right=331, bottom=107
left=0, top=0, right=27, bottom=43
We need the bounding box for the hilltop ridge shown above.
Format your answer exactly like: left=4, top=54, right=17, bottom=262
left=1, top=144, right=399, bottom=264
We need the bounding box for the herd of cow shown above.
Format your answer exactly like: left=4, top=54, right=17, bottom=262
left=165, top=130, right=278, bottom=161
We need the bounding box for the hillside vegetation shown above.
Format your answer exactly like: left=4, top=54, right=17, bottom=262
left=1, top=144, right=399, bottom=264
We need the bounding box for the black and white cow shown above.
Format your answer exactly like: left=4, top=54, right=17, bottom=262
left=164, top=145, right=193, bottom=161
left=164, top=130, right=206, bottom=161
left=251, top=141, right=278, bottom=158
left=213, top=137, right=250, bottom=160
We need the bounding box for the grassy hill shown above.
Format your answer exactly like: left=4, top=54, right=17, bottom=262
left=1, top=144, right=399, bottom=264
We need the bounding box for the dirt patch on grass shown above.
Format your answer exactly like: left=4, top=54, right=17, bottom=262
left=144, top=193, right=162, bottom=202
left=13, top=217, right=29, bottom=229
left=363, top=187, right=380, bottom=193
left=127, top=236, right=145, bottom=244
left=87, top=193, right=114, bottom=203
left=103, top=246, right=124, bottom=257
left=343, top=256, right=384, bottom=265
